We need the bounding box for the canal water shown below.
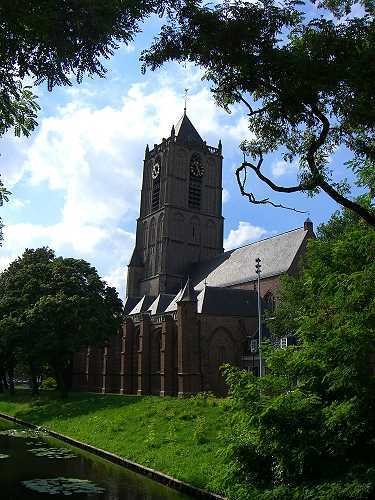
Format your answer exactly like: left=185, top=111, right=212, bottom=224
left=0, top=418, right=193, bottom=499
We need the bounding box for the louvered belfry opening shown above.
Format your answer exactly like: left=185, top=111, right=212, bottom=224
left=189, top=174, right=202, bottom=210
left=152, top=175, right=160, bottom=211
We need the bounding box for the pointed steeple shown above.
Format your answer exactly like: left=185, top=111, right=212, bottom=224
left=145, top=144, right=149, bottom=158
left=178, top=277, right=197, bottom=303
left=171, top=124, right=175, bottom=138
left=174, top=114, right=203, bottom=145
left=218, top=139, right=222, bottom=153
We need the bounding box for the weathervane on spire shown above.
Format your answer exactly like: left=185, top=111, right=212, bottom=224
left=184, top=88, right=189, bottom=115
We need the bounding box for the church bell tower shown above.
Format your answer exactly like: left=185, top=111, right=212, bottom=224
left=126, top=112, right=224, bottom=297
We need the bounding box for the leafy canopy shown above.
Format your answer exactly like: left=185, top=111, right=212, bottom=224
left=220, top=207, right=375, bottom=499
left=0, top=0, right=170, bottom=243
left=142, top=0, right=375, bottom=226
left=0, top=247, right=123, bottom=394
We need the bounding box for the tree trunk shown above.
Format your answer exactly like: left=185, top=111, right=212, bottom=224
left=8, top=365, right=15, bottom=395
left=54, top=365, right=68, bottom=398
left=1, top=372, right=9, bottom=391
left=29, top=362, right=39, bottom=396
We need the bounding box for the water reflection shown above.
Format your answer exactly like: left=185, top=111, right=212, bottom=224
left=0, top=419, right=193, bottom=499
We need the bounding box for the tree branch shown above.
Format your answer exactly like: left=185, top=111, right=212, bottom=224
left=236, top=93, right=275, bottom=117
left=235, top=158, right=308, bottom=214
left=308, top=105, right=375, bottom=227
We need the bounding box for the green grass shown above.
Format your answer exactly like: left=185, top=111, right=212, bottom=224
left=0, top=390, right=229, bottom=493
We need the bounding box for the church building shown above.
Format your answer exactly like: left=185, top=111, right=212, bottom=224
left=72, top=111, right=314, bottom=396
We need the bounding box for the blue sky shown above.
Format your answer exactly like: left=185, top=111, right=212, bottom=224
left=0, top=13, right=353, bottom=299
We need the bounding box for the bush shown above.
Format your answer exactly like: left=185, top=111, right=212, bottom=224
left=40, top=377, right=57, bottom=390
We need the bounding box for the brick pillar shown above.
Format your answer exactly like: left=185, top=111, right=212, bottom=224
left=101, top=341, right=110, bottom=393
left=177, top=301, right=202, bottom=396
left=160, top=316, right=176, bottom=396
left=137, top=314, right=151, bottom=395
left=120, top=319, right=135, bottom=394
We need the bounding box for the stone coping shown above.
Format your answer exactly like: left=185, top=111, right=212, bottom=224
left=0, top=411, right=225, bottom=499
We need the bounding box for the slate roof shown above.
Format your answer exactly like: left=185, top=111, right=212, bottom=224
left=197, top=286, right=258, bottom=317
left=164, top=288, right=183, bottom=312
left=123, top=296, right=141, bottom=315
left=129, top=295, right=156, bottom=315
left=192, top=227, right=309, bottom=290
left=147, top=294, right=175, bottom=315
left=179, top=278, right=197, bottom=302
left=175, top=113, right=204, bottom=144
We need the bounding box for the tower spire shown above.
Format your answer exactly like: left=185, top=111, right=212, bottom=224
left=184, top=88, right=189, bottom=115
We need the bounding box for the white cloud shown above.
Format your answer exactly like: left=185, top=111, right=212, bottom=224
left=222, top=188, right=230, bottom=203
left=271, top=159, right=298, bottom=178
left=0, top=65, right=253, bottom=296
left=224, top=221, right=268, bottom=250
left=0, top=69, right=251, bottom=296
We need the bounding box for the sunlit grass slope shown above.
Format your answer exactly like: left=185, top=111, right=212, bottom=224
left=0, top=391, right=228, bottom=493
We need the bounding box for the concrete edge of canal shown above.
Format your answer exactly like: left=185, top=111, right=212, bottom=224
left=0, top=411, right=226, bottom=500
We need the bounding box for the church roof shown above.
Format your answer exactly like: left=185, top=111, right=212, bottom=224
left=147, top=294, right=175, bottom=315
left=178, top=278, right=197, bottom=303
left=175, top=113, right=204, bottom=144
left=164, top=288, right=183, bottom=312
left=192, top=226, right=310, bottom=290
left=197, top=286, right=258, bottom=317
left=123, top=296, right=141, bottom=315
left=129, top=295, right=156, bottom=315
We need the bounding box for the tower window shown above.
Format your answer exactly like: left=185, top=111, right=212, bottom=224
left=189, top=153, right=203, bottom=210
left=152, top=175, right=160, bottom=211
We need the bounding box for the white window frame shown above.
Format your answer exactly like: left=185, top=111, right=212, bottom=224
left=280, top=337, right=288, bottom=349
left=250, top=339, right=258, bottom=353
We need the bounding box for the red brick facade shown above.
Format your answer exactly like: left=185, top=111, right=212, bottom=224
left=72, top=299, right=258, bottom=396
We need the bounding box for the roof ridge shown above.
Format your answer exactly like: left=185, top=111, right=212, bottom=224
left=225, top=226, right=305, bottom=254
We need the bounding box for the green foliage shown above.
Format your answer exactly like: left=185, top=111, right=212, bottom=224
left=0, top=391, right=228, bottom=493
left=40, top=377, right=57, bottom=391
left=220, top=209, right=375, bottom=499
left=142, top=0, right=375, bottom=225
left=193, top=416, right=208, bottom=444
left=0, top=0, right=169, bottom=243
left=0, top=247, right=123, bottom=396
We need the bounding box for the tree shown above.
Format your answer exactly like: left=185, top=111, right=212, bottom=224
left=220, top=207, right=375, bottom=499
left=0, top=0, right=171, bottom=243
left=142, top=0, right=375, bottom=227
left=0, top=248, right=123, bottom=396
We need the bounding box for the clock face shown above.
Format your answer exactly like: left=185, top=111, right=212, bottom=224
left=152, top=161, right=160, bottom=179
left=190, top=153, right=204, bottom=177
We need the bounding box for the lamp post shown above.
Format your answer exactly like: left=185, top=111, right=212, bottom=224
left=255, top=257, right=262, bottom=377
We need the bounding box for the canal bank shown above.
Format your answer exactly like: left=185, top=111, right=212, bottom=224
left=0, top=413, right=224, bottom=499
left=0, top=391, right=228, bottom=497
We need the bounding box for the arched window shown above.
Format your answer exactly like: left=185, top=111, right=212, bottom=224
left=149, top=218, right=156, bottom=246
left=189, top=153, right=203, bottom=210
left=173, top=213, right=185, bottom=241
left=190, top=217, right=201, bottom=244
left=151, top=158, right=161, bottom=211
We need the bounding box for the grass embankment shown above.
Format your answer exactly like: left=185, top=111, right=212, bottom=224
left=0, top=391, right=229, bottom=493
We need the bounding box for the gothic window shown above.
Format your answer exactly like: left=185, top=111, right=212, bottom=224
left=149, top=218, right=156, bottom=246
left=206, top=220, right=216, bottom=247
left=218, top=346, right=226, bottom=366
left=152, top=175, right=160, bottom=211
left=157, top=213, right=164, bottom=241
left=190, top=217, right=201, bottom=244
left=189, top=153, right=203, bottom=210
left=143, top=221, right=148, bottom=249
left=173, top=213, right=185, bottom=241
